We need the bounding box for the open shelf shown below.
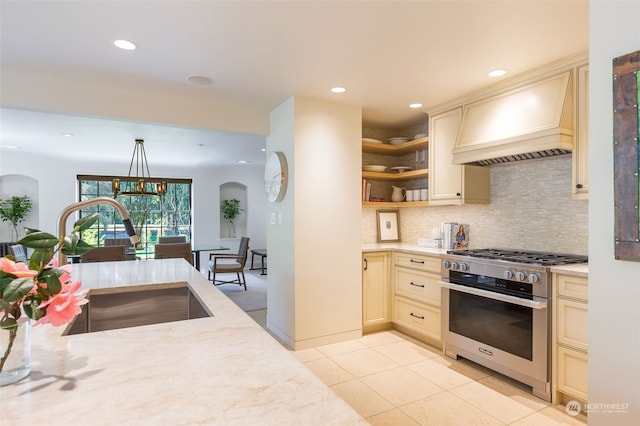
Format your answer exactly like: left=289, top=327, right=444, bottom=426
left=362, top=168, right=428, bottom=181
left=362, top=137, right=428, bottom=155
left=363, top=201, right=429, bottom=207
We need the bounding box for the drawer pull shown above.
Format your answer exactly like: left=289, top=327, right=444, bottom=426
left=410, top=281, right=425, bottom=288
left=410, top=312, right=425, bottom=320
left=410, top=259, right=425, bottom=264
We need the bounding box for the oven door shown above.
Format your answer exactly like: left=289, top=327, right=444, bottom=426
left=440, top=281, right=550, bottom=400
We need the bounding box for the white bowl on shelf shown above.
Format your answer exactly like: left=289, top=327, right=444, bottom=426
left=388, top=137, right=410, bottom=145
left=362, top=138, right=383, bottom=144
left=390, top=166, right=412, bottom=173
left=363, top=165, right=387, bottom=172
left=414, top=133, right=427, bottom=139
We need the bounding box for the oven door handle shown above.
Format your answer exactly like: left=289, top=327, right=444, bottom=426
left=439, top=281, right=548, bottom=310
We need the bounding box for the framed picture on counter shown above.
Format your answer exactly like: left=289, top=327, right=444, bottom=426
left=376, top=209, right=400, bottom=242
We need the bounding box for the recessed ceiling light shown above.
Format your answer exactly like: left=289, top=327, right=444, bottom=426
left=331, top=87, right=346, bottom=93
left=236, top=160, right=252, bottom=164
left=187, top=75, right=214, bottom=85
left=488, top=69, right=506, bottom=78
left=409, top=103, right=423, bottom=109
left=4, top=145, right=18, bottom=149
left=114, top=39, right=137, bottom=50
left=261, top=148, right=266, bottom=152
left=62, top=132, right=74, bottom=137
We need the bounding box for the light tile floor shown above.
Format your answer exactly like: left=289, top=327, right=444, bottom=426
left=289, top=329, right=587, bottom=425
left=246, top=309, right=587, bottom=425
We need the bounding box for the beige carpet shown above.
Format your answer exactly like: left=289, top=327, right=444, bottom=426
left=214, top=269, right=267, bottom=312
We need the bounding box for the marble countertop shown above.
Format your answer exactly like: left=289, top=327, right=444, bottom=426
left=1, top=259, right=366, bottom=425
left=362, top=242, right=447, bottom=256
left=550, top=263, right=589, bottom=276
left=363, top=244, right=590, bottom=277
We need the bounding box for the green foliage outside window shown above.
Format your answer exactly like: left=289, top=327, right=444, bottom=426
left=77, top=177, right=192, bottom=258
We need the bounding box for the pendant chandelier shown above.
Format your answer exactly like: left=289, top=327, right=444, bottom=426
left=112, top=139, right=167, bottom=198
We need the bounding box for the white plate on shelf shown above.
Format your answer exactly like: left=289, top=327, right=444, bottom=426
left=363, top=165, right=387, bottom=172
left=390, top=166, right=413, bottom=173
left=362, top=138, right=383, bottom=144
left=388, top=137, right=410, bottom=145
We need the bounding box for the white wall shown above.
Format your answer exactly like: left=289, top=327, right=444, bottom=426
left=589, top=1, right=640, bottom=425
left=0, top=148, right=267, bottom=266
left=267, top=95, right=362, bottom=349
left=266, top=97, right=296, bottom=342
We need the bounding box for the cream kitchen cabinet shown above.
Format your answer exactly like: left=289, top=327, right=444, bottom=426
left=428, top=107, right=490, bottom=205
left=391, top=251, right=442, bottom=347
left=362, top=251, right=391, bottom=332
left=572, top=63, right=589, bottom=200
left=552, top=270, right=589, bottom=404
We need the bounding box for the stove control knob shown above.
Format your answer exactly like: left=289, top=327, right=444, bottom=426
left=528, top=273, right=540, bottom=284
left=443, top=260, right=451, bottom=269
left=451, top=262, right=459, bottom=270
left=504, top=270, right=515, bottom=280
left=460, top=263, right=469, bottom=272
left=515, top=271, right=527, bottom=281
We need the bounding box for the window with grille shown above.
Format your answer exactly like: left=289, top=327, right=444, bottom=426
left=77, top=175, right=192, bottom=259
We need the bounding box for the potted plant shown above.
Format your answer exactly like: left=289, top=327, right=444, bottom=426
left=0, top=195, right=32, bottom=241
left=221, top=199, right=244, bottom=238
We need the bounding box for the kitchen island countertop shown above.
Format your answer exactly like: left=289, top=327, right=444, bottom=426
left=1, top=259, right=366, bottom=425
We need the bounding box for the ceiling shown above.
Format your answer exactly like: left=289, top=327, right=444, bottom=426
left=0, top=1, right=589, bottom=167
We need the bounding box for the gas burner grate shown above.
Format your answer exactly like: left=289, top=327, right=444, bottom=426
left=446, top=248, right=588, bottom=266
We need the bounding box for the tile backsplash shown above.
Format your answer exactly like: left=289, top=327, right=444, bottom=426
left=363, top=155, right=588, bottom=255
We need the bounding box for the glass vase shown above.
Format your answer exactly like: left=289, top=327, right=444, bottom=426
left=0, top=321, right=31, bottom=386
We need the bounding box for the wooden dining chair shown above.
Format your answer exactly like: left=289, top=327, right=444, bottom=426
left=208, top=237, right=250, bottom=290
left=81, top=245, right=126, bottom=263
left=158, top=236, right=187, bottom=244
left=104, top=237, right=136, bottom=260
left=9, top=244, right=28, bottom=263
left=154, top=242, right=193, bottom=265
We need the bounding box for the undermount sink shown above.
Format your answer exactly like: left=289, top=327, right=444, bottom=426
left=64, top=284, right=212, bottom=335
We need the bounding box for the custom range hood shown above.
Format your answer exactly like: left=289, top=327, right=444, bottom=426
left=453, top=71, right=574, bottom=166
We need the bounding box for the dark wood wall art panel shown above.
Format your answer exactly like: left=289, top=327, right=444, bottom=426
left=613, top=50, right=640, bottom=261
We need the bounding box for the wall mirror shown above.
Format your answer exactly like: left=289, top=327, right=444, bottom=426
left=613, top=50, right=640, bottom=261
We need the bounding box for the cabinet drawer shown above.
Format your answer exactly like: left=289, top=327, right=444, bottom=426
left=393, top=296, right=440, bottom=341
left=557, top=346, right=588, bottom=401
left=557, top=274, right=588, bottom=301
left=394, top=252, right=440, bottom=273
left=557, top=298, right=588, bottom=351
left=395, top=267, right=441, bottom=307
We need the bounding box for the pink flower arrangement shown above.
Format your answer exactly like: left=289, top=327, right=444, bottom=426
left=0, top=214, right=98, bottom=376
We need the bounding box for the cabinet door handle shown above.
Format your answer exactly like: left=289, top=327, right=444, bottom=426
left=410, top=259, right=424, bottom=264
left=410, top=281, right=425, bottom=288
left=456, top=192, right=461, bottom=197
left=576, top=183, right=583, bottom=189
left=410, top=312, right=425, bottom=320
left=363, top=258, right=368, bottom=271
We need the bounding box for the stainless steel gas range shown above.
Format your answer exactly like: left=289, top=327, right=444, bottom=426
left=439, top=248, right=588, bottom=402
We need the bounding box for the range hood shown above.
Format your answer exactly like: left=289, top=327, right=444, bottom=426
left=453, top=71, right=574, bottom=166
